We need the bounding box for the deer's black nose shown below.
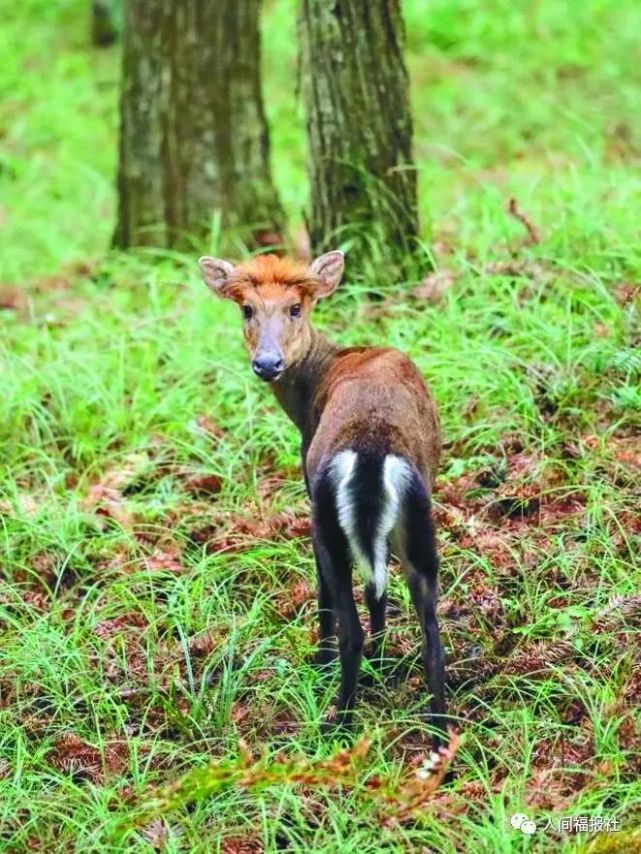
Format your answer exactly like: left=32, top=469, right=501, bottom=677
left=252, top=354, right=284, bottom=381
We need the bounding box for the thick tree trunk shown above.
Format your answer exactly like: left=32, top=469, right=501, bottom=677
left=299, top=0, right=419, bottom=279
left=113, top=0, right=284, bottom=251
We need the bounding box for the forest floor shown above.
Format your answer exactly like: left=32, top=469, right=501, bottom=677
left=1, top=0, right=641, bottom=851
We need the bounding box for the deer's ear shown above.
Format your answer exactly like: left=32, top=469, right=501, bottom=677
left=309, top=250, right=344, bottom=299
left=198, top=256, right=236, bottom=297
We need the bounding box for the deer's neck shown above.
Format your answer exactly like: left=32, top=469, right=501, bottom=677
left=271, top=326, right=338, bottom=446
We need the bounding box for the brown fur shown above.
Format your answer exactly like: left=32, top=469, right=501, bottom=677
left=307, top=346, right=441, bottom=487
left=200, top=252, right=446, bottom=741
left=221, top=256, right=321, bottom=368
left=216, top=255, right=441, bottom=483
left=233, top=254, right=318, bottom=289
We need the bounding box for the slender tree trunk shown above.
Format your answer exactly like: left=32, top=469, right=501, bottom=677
left=91, top=0, right=119, bottom=47
left=299, top=0, right=419, bottom=279
left=113, top=0, right=284, bottom=251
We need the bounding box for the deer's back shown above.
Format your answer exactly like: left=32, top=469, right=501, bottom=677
left=306, top=347, right=441, bottom=488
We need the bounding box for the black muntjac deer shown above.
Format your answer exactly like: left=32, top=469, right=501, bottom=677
left=199, top=251, right=447, bottom=743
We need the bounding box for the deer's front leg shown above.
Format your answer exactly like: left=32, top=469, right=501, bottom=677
left=312, top=531, right=337, bottom=666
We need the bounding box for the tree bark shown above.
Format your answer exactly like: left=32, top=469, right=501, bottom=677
left=91, top=1, right=119, bottom=47
left=299, top=0, right=419, bottom=279
left=113, top=0, right=284, bottom=251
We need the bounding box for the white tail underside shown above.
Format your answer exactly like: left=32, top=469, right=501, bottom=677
left=330, top=450, right=412, bottom=599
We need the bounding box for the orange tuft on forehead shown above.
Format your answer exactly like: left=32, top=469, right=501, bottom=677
left=232, top=255, right=318, bottom=293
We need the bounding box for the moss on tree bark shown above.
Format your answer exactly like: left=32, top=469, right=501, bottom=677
left=113, top=0, right=284, bottom=251
left=299, top=0, right=420, bottom=280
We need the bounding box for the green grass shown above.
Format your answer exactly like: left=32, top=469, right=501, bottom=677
left=1, top=0, right=641, bottom=851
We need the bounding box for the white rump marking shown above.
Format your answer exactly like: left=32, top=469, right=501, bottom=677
left=330, top=450, right=370, bottom=578
left=330, top=450, right=412, bottom=599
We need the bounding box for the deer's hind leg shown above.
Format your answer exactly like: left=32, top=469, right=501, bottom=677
left=397, top=476, right=447, bottom=746
left=312, top=473, right=364, bottom=726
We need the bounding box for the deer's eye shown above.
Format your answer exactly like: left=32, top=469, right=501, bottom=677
left=242, top=304, right=254, bottom=320
left=289, top=303, right=302, bottom=318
